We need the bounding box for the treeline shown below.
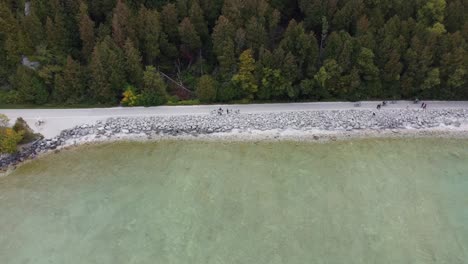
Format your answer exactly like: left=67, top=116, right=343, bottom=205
left=0, top=0, right=467, bottom=106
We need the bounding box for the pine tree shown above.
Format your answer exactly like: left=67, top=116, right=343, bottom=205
left=212, top=15, right=237, bottom=78
left=178, top=17, right=201, bottom=60
left=46, top=13, right=67, bottom=55
left=176, top=0, right=190, bottom=19
left=280, top=20, right=319, bottom=80
left=136, top=6, right=161, bottom=64
left=222, top=0, right=269, bottom=28
left=189, top=0, right=208, bottom=40
left=324, top=31, right=353, bottom=73
left=21, top=11, right=44, bottom=49
left=402, top=36, right=435, bottom=97
left=267, top=9, right=281, bottom=37
left=421, top=68, right=441, bottom=92
left=357, top=48, right=379, bottom=81
left=160, top=3, right=179, bottom=43
left=445, top=0, right=465, bottom=32
left=418, top=0, right=446, bottom=26
left=245, top=17, right=267, bottom=52
left=78, top=2, right=95, bottom=60
left=196, top=74, right=217, bottom=102
left=199, top=0, right=223, bottom=26
left=140, top=66, right=168, bottom=106
left=90, top=37, right=126, bottom=103
left=217, top=38, right=236, bottom=77
left=356, top=47, right=381, bottom=97
left=54, top=56, right=85, bottom=104
left=112, top=0, right=133, bottom=48
left=314, top=59, right=342, bottom=97
left=298, top=0, right=337, bottom=30
left=124, top=38, right=143, bottom=88
left=11, top=66, right=48, bottom=104
left=440, top=33, right=467, bottom=97
left=0, top=3, right=23, bottom=81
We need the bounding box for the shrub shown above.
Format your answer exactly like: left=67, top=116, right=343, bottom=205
left=167, top=99, right=200, bottom=105
left=138, top=92, right=166, bottom=107
left=0, top=114, right=9, bottom=127
left=120, top=86, right=139, bottom=106
left=0, top=128, right=23, bottom=154
left=13, top=118, right=40, bottom=144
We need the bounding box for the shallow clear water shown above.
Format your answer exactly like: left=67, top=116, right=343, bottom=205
left=1, top=139, right=467, bottom=264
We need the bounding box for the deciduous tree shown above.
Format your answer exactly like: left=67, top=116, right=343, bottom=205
left=232, top=49, right=257, bottom=99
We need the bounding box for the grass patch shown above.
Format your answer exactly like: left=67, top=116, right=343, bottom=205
left=166, top=99, right=201, bottom=106
left=0, top=103, right=115, bottom=109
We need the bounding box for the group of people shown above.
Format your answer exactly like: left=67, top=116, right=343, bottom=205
left=211, top=108, right=240, bottom=116
left=376, top=101, right=388, bottom=110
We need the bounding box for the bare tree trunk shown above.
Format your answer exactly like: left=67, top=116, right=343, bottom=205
left=159, top=71, right=194, bottom=95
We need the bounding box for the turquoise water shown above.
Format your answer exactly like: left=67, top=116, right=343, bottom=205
left=0, top=139, right=467, bottom=263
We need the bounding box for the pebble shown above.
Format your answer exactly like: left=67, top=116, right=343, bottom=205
left=2, top=108, right=468, bottom=171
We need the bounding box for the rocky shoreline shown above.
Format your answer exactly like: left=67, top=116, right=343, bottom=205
left=1, top=108, right=468, bottom=171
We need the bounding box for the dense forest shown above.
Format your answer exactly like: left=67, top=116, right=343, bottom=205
left=0, top=0, right=467, bottom=106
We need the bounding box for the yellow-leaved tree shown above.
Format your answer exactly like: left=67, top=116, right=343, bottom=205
left=0, top=114, right=24, bottom=154
left=232, top=49, right=258, bottom=100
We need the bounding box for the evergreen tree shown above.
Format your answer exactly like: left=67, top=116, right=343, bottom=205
left=160, top=3, right=179, bottom=43
left=136, top=6, right=161, bottom=64
left=212, top=16, right=236, bottom=77
left=324, top=31, right=353, bottom=73
left=11, top=66, right=48, bottom=104
left=314, top=59, right=342, bottom=97
left=112, top=0, right=133, bottom=48
left=178, top=17, right=201, bottom=59
left=89, top=37, right=126, bottom=103
left=176, top=0, right=190, bottom=19
left=124, top=38, right=143, bottom=88
left=196, top=74, right=217, bottom=102
left=199, top=0, right=223, bottom=26
left=46, top=13, right=67, bottom=55
left=54, top=56, right=85, bottom=104
left=21, top=10, right=44, bottom=50
left=356, top=47, right=381, bottom=97
left=78, top=2, right=95, bottom=60
left=217, top=38, right=236, bottom=77
left=418, top=0, right=447, bottom=26
left=189, top=0, right=208, bottom=40
left=280, top=20, right=319, bottom=80
left=140, top=66, right=168, bottom=106
left=245, top=17, right=267, bottom=52
left=445, top=0, right=465, bottom=32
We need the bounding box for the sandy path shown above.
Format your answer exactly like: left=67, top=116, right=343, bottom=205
left=2, top=101, right=468, bottom=138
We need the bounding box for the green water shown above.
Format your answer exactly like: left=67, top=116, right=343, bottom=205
left=1, top=139, right=467, bottom=264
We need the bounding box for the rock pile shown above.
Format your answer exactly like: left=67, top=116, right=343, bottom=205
left=1, top=108, right=467, bottom=171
